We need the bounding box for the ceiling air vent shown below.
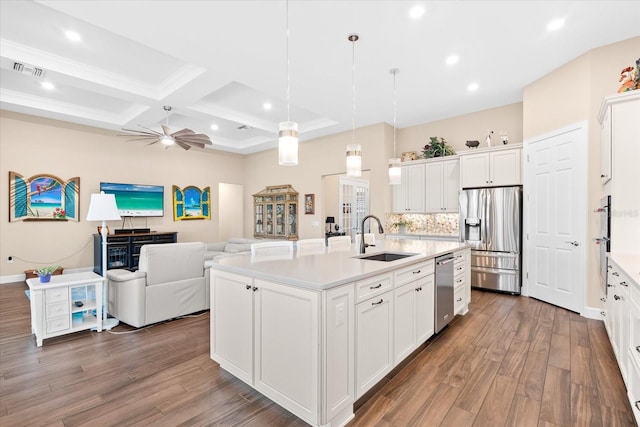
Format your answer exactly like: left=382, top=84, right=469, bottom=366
left=12, top=62, right=46, bottom=78
left=237, top=125, right=253, bottom=130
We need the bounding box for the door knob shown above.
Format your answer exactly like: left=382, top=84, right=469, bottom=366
left=565, top=241, right=579, bottom=247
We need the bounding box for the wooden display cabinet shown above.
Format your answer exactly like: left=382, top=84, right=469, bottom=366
left=253, top=185, right=298, bottom=240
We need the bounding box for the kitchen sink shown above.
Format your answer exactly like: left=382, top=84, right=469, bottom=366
left=355, top=252, right=417, bottom=262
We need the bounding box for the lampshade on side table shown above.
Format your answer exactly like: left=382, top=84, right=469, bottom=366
left=86, top=191, right=122, bottom=330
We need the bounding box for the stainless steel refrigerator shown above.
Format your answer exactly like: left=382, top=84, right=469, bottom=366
left=459, top=186, right=522, bottom=294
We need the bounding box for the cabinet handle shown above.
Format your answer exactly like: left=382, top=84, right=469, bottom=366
left=455, top=255, right=463, bottom=259
left=601, top=174, right=606, bottom=178
left=456, top=279, right=463, bottom=283
left=456, top=297, right=463, bottom=302
left=613, top=272, right=619, bottom=277
left=601, top=311, right=606, bottom=316
left=620, top=281, right=628, bottom=287
left=245, top=285, right=251, bottom=290
left=600, top=297, right=606, bottom=302
left=372, top=299, right=384, bottom=306
left=614, top=295, right=621, bottom=301
left=415, top=287, right=422, bottom=292
left=370, top=283, right=382, bottom=290
left=636, top=346, right=640, bottom=354
left=412, top=270, right=421, bottom=274
left=252, top=286, right=258, bottom=292
left=636, top=401, right=640, bottom=411
left=607, top=284, right=613, bottom=288
left=456, top=266, right=463, bottom=271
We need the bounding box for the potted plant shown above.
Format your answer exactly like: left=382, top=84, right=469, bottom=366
left=422, top=136, right=456, bottom=158
left=34, top=266, right=59, bottom=283
left=392, top=219, right=413, bottom=234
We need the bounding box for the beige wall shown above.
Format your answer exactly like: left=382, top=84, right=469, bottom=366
left=0, top=111, right=245, bottom=277
left=243, top=123, right=390, bottom=240
left=522, top=36, right=640, bottom=308
left=397, top=103, right=524, bottom=156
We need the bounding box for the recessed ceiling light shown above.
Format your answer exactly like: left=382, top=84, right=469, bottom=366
left=409, top=6, right=425, bottom=19
left=446, top=55, right=459, bottom=66
left=210, top=124, right=219, bottom=131
left=41, top=82, right=55, bottom=91
left=467, top=82, right=479, bottom=92
left=64, top=31, right=82, bottom=42
left=263, top=102, right=272, bottom=110
left=547, top=18, right=565, bottom=32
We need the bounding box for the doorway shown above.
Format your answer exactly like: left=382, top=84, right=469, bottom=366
left=523, top=121, right=588, bottom=313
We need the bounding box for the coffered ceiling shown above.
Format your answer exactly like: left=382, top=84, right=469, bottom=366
left=1, top=1, right=638, bottom=154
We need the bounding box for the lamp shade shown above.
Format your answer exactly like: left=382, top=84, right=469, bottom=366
left=278, top=121, right=299, bottom=165
left=325, top=216, right=335, bottom=224
left=86, top=192, right=122, bottom=221
left=346, top=144, right=362, bottom=177
left=388, top=158, right=401, bottom=185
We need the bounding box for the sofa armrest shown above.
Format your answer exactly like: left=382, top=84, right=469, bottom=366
left=106, top=269, right=147, bottom=327
left=206, top=242, right=227, bottom=252
left=106, top=269, right=146, bottom=282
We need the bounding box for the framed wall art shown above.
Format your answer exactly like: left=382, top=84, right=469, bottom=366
left=304, top=194, right=315, bottom=215
left=172, top=185, right=211, bottom=221
left=9, top=171, right=80, bottom=221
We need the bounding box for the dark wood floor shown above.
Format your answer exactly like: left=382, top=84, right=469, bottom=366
left=0, top=281, right=635, bottom=426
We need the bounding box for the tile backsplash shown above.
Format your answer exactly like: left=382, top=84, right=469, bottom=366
left=385, top=213, right=459, bottom=235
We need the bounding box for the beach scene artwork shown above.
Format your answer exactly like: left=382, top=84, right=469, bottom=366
left=9, top=172, right=80, bottom=221
left=172, top=185, right=211, bottom=221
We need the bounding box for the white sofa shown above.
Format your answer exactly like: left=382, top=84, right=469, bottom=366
left=106, top=242, right=209, bottom=328
left=205, top=237, right=261, bottom=261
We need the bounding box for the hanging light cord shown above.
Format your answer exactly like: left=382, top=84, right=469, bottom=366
left=286, top=0, right=290, bottom=122
left=351, top=35, right=357, bottom=145
left=393, top=70, right=397, bottom=158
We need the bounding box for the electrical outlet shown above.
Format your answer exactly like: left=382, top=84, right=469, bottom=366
left=7, top=256, right=13, bottom=263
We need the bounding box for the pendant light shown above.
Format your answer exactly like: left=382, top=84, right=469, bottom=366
left=278, top=0, right=298, bottom=165
left=346, top=33, right=361, bottom=177
left=388, top=68, right=401, bottom=185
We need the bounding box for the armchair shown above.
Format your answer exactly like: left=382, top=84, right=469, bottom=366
left=106, top=242, right=208, bottom=328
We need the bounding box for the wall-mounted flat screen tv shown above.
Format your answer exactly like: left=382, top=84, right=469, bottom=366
left=99, top=182, right=164, bottom=217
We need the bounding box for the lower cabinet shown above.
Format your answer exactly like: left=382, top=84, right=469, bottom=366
left=355, top=290, right=394, bottom=399
left=393, top=275, right=434, bottom=364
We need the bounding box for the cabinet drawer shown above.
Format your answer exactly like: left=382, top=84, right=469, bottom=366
left=631, top=298, right=640, bottom=366
left=630, top=276, right=640, bottom=307
left=454, top=271, right=465, bottom=291
left=394, top=260, right=434, bottom=287
left=46, top=301, right=70, bottom=319
left=47, top=315, right=70, bottom=333
left=154, top=234, right=176, bottom=243
left=356, top=273, right=392, bottom=304
left=46, top=288, right=68, bottom=304
left=454, top=286, right=465, bottom=314
left=131, top=235, right=154, bottom=243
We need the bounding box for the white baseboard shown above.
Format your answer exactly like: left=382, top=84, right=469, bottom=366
left=582, top=304, right=604, bottom=320
left=0, top=266, right=94, bottom=285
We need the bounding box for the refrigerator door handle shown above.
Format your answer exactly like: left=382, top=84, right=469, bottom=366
left=437, top=257, right=456, bottom=265
left=473, top=266, right=518, bottom=275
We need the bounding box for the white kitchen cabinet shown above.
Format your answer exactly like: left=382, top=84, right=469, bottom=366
left=393, top=163, right=425, bottom=213
left=600, top=104, right=612, bottom=184
left=355, top=290, right=394, bottom=399
left=607, top=263, right=631, bottom=386
left=460, top=145, right=522, bottom=188
left=453, top=248, right=471, bottom=314
left=425, top=158, right=460, bottom=212
left=393, top=274, right=434, bottom=364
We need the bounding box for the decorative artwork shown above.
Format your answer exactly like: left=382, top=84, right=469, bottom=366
left=304, top=194, right=315, bottom=214
left=9, top=171, right=80, bottom=222
left=172, top=185, right=211, bottom=221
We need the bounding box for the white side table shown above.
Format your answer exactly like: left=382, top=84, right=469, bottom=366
left=26, top=271, right=104, bottom=346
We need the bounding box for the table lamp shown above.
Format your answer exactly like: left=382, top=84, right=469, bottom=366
left=325, top=216, right=335, bottom=234
left=87, top=191, right=121, bottom=330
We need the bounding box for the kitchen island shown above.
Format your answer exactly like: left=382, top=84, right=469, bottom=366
left=208, top=239, right=469, bottom=427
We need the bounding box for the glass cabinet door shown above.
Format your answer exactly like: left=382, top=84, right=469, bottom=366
left=288, top=202, right=297, bottom=236
left=255, top=204, right=264, bottom=235
left=266, top=203, right=273, bottom=234
left=276, top=203, right=285, bottom=236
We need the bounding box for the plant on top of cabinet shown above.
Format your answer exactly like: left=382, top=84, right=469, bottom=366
left=422, top=137, right=456, bottom=159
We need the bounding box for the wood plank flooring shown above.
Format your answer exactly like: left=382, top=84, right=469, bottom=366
left=0, top=281, right=635, bottom=426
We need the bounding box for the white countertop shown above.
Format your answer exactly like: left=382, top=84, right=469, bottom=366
left=386, top=233, right=459, bottom=241
left=609, top=253, right=640, bottom=286
left=207, top=239, right=468, bottom=291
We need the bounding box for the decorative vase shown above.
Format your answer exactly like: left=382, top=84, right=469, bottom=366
left=39, top=274, right=51, bottom=283
left=398, top=225, right=407, bottom=234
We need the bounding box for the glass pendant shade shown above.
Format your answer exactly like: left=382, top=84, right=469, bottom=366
left=346, top=144, right=362, bottom=177
left=388, top=158, right=401, bottom=185
left=278, top=121, right=299, bottom=165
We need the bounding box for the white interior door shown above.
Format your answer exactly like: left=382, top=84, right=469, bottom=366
left=339, top=177, right=369, bottom=241
left=524, top=121, right=587, bottom=313
left=218, top=183, right=243, bottom=240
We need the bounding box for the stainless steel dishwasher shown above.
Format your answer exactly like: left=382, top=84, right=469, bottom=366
left=435, top=253, right=455, bottom=333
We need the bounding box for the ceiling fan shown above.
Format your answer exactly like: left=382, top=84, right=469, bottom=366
left=119, top=106, right=213, bottom=151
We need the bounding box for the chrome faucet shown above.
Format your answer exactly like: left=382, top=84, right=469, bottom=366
left=360, top=215, right=384, bottom=254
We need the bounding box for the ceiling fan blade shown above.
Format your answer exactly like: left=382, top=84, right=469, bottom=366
left=119, top=128, right=162, bottom=137
left=175, top=140, right=191, bottom=150
left=124, top=136, right=161, bottom=142
left=136, top=125, right=163, bottom=136
left=171, top=128, right=196, bottom=137
left=146, top=140, right=159, bottom=146
left=161, top=125, right=171, bottom=136
left=176, top=139, right=206, bottom=149
left=178, top=134, right=212, bottom=142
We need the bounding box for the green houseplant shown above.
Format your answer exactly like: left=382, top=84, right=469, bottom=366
left=391, top=219, right=413, bottom=234
left=35, top=266, right=59, bottom=283
left=422, top=136, right=456, bottom=158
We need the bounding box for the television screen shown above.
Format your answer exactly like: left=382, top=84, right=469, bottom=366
left=99, top=182, right=164, bottom=217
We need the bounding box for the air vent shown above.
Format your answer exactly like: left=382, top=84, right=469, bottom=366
left=12, top=62, right=46, bottom=78
left=237, top=125, right=253, bottom=130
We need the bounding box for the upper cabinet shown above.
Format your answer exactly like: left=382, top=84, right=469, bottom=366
left=459, top=145, right=522, bottom=188
left=599, top=104, right=612, bottom=184
left=425, top=158, right=460, bottom=212
left=392, top=163, right=425, bottom=213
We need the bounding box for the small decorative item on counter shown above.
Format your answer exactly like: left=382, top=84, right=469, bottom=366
left=34, top=265, right=59, bottom=283
left=392, top=219, right=413, bottom=234
left=485, top=130, right=494, bottom=147
left=465, top=140, right=480, bottom=149
left=52, top=207, right=67, bottom=219
left=617, top=58, right=640, bottom=93
left=422, top=137, right=456, bottom=158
